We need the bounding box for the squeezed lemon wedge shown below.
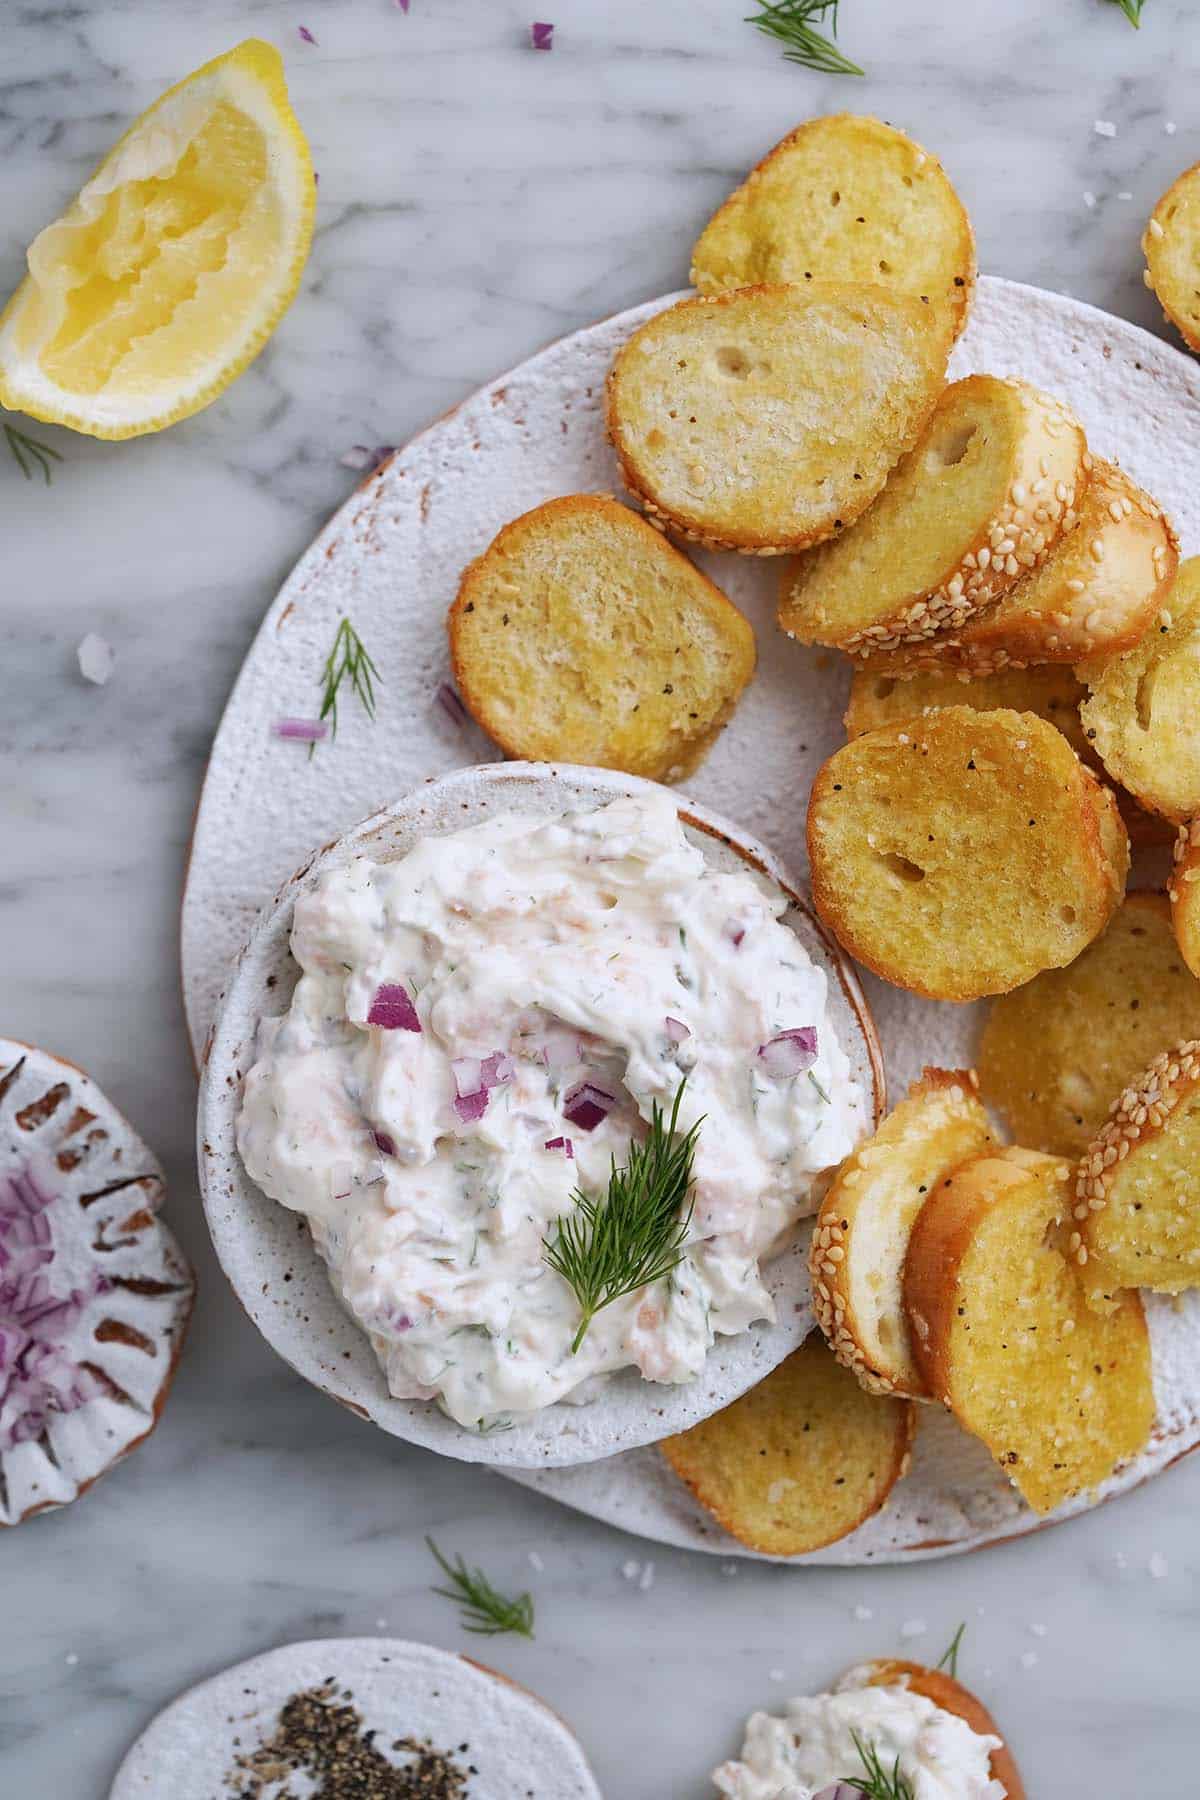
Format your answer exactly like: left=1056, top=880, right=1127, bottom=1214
left=0, top=40, right=315, bottom=439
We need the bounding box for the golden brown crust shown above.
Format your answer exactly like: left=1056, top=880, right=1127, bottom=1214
left=447, top=493, right=756, bottom=782
left=659, top=1336, right=915, bottom=1555
left=606, top=282, right=946, bottom=555
left=690, top=113, right=976, bottom=357
left=811, top=1067, right=993, bottom=1398
left=853, top=1660, right=1026, bottom=1799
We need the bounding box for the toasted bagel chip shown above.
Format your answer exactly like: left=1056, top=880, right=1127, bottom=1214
left=1076, top=1037, right=1200, bottom=1301
left=448, top=495, right=756, bottom=783
left=845, top=662, right=1092, bottom=760
left=852, top=1660, right=1026, bottom=1799
left=807, top=708, right=1129, bottom=1002
left=1079, top=555, right=1200, bottom=824
left=1143, top=160, right=1200, bottom=353
left=690, top=113, right=975, bottom=357
left=979, top=893, right=1200, bottom=1159
left=861, top=460, right=1176, bottom=677
left=779, top=376, right=1087, bottom=652
left=606, top=283, right=946, bottom=554
left=812, top=1068, right=994, bottom=1397
left=903, top=1146, right=1154, bottom=1514
left=845, top=663, right=1170, bottom=849
left=660, top=1334, right=914, bottom=1555
left=1169, top=819, right=1200, bottom=978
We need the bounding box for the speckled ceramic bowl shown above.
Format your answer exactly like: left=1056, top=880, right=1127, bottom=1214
left=197, top=761, right=882, bottom=1468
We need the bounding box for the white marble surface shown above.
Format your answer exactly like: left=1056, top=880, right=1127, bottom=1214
left=3, top=1, right=1200, bottom=1793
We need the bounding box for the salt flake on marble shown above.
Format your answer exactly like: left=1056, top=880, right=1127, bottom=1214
left=1083, top=192, right=1097, bottom=210
left=528, top=1550, right=545, bottom=1571
left=899, top=1618, right=927, bottom=1640
left=768, top=1668, right=785, bottom=1682
left=1094, top=120, right=1117, bottom=138
left=1166, top=121, right=1178, bottom=135
left=1028, top=1622, right=1047, bottom=1638
left=621, top=1558, right=640, bottom=1582
left=65, top=1653, right=79, bottom=1667
left=1149, top=1551, right=1169, bottom=1579
left=853, top=1604, right=874, bottom=1622
left=77, top=632, right=115, bottom=685
left=1019, top=1650, right=1039, bottom=1670
left=638, top=1561, right=655, bottom=1591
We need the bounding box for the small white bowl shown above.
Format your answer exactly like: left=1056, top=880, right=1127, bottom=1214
left=197, top=762, right=883, bottom=1467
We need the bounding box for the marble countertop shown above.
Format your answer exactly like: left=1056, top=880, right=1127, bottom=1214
left=4, top=1, right=1200, bottom=1793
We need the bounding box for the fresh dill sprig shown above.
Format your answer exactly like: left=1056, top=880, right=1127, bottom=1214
left=427, top=1537, right=535, bottom=1638
left=1106, top=0, right=1145, bottom=25
left=747, top=0, right=863, bottom=75
left=936, top=1620, right=967, bottom=1678
left=844, top=1729, right=916, bottom=1800
left=315, top=616, right=380, bottom=747
left=5, top=421, right=62, bottom=484
left=544, top=1081, right=702, bottom=1353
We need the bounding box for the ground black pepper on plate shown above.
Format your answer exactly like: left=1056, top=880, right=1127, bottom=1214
left=226, top=1683, right=474, bottom=1798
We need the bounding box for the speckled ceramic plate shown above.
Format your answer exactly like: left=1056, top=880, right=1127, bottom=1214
left=183, top=278, right=1200, bottom=1553
left=197, top=763, right=882, bottom=1467
left=108, top=1637, right=601, bottom=1799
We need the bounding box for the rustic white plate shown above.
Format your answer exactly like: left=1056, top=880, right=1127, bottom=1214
left=109, top=1636, right=601, bottom=1799
left=183, top=277, right=1200, bottom=1555
left=197, top=763, right=882, bottom=1466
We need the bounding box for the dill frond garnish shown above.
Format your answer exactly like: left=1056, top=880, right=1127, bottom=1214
left=936, top=1620, right=967, bottom=1677
left=747, top=0, right=863, bottom=75
left=543, top=1081, right=701, bottom=1353
left=844, top=1728, right=916, bottom=1800
left=315, top=616, right=380, bottom=747
left=427, top=1537, right=535, bottom=1638
left=5, top=421, right=62, bottom=484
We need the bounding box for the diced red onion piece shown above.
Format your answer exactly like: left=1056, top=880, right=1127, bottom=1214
left=298, top=24, right=317, bottom=43
left=531, top=20, right=554, bottom=48
left=813, top=1787, right=861, bottom=1800
left=480, top=1052, right=515, bottom=1089
left=274, top=717, right=329, bottom=742
left=367, top=983, right=422, bottom=1031
left=339, top=444, right=395, bottom=473
left=664, top=1016, right=691, bottom=1043
left=453, top=1088, right=489, bottom=1124
left=562, top=1081, right=615, bottom=1132
left=452, top=1057, right=483, bottom=1100
left=756, top=1028, right=819, bottom=1079
left=395, top=0, right=410, bottom=10
left=544, top=1136, right=574, bottom=1159
left=372, top=1129, right=396, bottom=1157
left=434, top=682, right=470, bottom=729
left=724, top=919, right=746, bottom=949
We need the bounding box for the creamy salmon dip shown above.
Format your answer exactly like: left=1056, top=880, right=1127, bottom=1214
left=713, top=1667, right=1005, bottom=1800
left=236, top=793, right=865, bottom=1430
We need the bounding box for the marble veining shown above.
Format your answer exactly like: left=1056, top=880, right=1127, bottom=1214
left=2, top=1, right=1199, bottom=1794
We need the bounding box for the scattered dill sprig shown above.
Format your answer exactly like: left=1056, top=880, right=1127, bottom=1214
left=5, top=421, right=62, bottom=484
left=544, top=1081, right=702, bottom=1353
left=844, top=1729, right=916, bottom=1800
left=747, top=0, right=863, bottom=75
left=427, top=1537, right=535, bottom=1638
left=936, top=1621, right=967, bottom=1678
left=314, top=616, right=380, bottom=749
left=1106, top=0, right=1145, bottom=25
